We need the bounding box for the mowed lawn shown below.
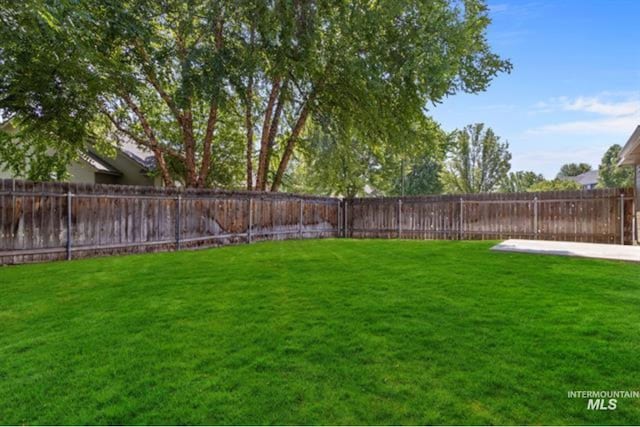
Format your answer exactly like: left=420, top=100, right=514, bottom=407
left=1, top=240, right=639, bottom=425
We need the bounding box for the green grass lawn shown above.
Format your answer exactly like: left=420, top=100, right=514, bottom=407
left=1, top=239, right=639, bottom=425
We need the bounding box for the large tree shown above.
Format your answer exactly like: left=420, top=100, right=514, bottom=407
left=440, top=123, right=511, bottom=193
left=556, top=163, right=591, bottom=178
left=598, top=144, right=634, bottom=188
left=1, top=0, right=511, bottom=189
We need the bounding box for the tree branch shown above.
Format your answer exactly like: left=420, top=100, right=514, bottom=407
left=101, top=108, right=184, bottom=161
left=119, top=95, right=175, bottom=187
left=133, top=40, right=184, bottom=127
left=244, top=77, right=254, bottom=190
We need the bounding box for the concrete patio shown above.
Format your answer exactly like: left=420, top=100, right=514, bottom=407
left=492, top=239, right=640, bottom=263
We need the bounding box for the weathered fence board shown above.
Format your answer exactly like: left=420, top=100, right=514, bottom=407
left=0, top=179, right=341, bottom=264
left=0, top=179, right=635, bottom=265
left=346, top=188, right=635, bottom=245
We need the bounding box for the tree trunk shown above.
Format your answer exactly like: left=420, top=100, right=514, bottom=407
left=256, top=78, right=281, bottom=191
left=154, top=152, right=174, bottom=187
left=244, top=79, right=254, bottom=190
left=181, top=109, right=198, bottom=187
left=120, top=95, right=175, bottom=187
left=198, top=100, right=218, bottom=187
left=196, top=19, right=225, bottom=187
left=270, top=102, right=310, bottom=192
left=258, top=80, right=287, bottom=190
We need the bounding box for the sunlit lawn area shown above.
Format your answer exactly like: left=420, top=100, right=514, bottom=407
left=1, top=239, right=639, bottom=425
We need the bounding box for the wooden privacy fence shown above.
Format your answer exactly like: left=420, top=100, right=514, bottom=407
left=0, top=179, right=341, bottom=264
left=0, top=180, right=636, bottom=264
left=345, top=188, right=636, bottom=245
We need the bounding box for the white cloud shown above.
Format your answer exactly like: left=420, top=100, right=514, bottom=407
left=528, top=115, right=639, bottom=135
left=563, top=97, right=640, bottom=116
left=526, top=92, right=640, bottom=135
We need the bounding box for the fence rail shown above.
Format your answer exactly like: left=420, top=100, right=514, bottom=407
left=345, top=188, right=636, bottom=245
left=0, top=179, right=341, bottom=264
left=0, top=179, right=636, bottom=265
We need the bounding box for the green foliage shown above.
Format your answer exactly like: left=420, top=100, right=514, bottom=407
left=441, top=123, right=511, bottom=193
left=0, top=1, right=98, bottom=179
left=598, top=144, right=633, bottom=188
left=528, top=178, right=582, bottom=192
left=0, top=122, right=73, bottom=181
left=1, top=240, right=640, bottom=424
left=499, top=170, right=544, bottom=193
left=1, top=0, right=511, bottom=188
left=295, top=117, right=445, bottom=197
left=556, top=162, right=592, bottom=178
left=293, top=125, right=376, bottom=197
left=393, top=156, right=444, bottom=196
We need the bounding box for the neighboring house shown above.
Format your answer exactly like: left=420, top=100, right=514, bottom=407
left=619, top=125, right=640, bottom=173
left=618, top=125, right=640, bottom=245
left=564, top=170, right=599, bottom=190
left=0, top=142, right=162, bottom=187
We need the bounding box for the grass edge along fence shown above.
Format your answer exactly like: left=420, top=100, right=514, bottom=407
left=0, top=179, right=636, bottom=265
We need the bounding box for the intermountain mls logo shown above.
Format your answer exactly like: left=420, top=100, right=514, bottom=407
left=568, top=390, right=640, bottom=410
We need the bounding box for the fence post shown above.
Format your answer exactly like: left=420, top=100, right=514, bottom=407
left=11, top=179, right=15, bottom=250
left=398, top=199, right=402, bottom=239
left=633, top=198, right=637, bottom=245
left=345, top=199, right=349, bottom=238
left=633, top=208, right=637, bottom=245
left=66, top=190, right=72, bottom=260
left=248, top=197, right=253, bottom=243
left=533, top=196, right=538, bottom=239
left=631, top=193, right=638, bottom=246
left=620, top=193, right=625, bottom=245
left=175, top=194, right=181, bottom=250
left=337, top=199, right=342, bottom=237
left=299, top=198, right=304, bottom=239
left=459, top=198, right=464, bottom=240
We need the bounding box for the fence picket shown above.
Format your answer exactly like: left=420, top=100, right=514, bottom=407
left=0, top=179, right=635, bottom=265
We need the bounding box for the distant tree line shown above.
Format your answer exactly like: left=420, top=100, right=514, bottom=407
left=342, top=124, right=633, bottom=196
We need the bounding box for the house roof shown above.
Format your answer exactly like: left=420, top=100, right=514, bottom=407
left=79, top=152, right=122, bottom=175
left=119, top=141, right=156, bottom=170
left=566, top=170, right=599, bottom=186
left=81, top=139, right=156, bottom=177
left=619, top=125, right=640, bottom=166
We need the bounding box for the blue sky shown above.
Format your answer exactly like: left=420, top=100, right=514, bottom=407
left=430, top=0, right=640, bottom=178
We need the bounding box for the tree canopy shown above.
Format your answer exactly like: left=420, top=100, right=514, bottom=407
left=556, top=163, right=591, bottom=178
left=499, top=170, right=544, bottom=193
left=295, top=116, right=445, bottom=197
left=598, top=144, right=633, bottom=188
left=394, top=155, right=445, bottom=196
left=440, top=123, right=511, bottom=193
left=528, top=178, right=581, bottom=192
left=1, top=0, right=511, bottom=189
